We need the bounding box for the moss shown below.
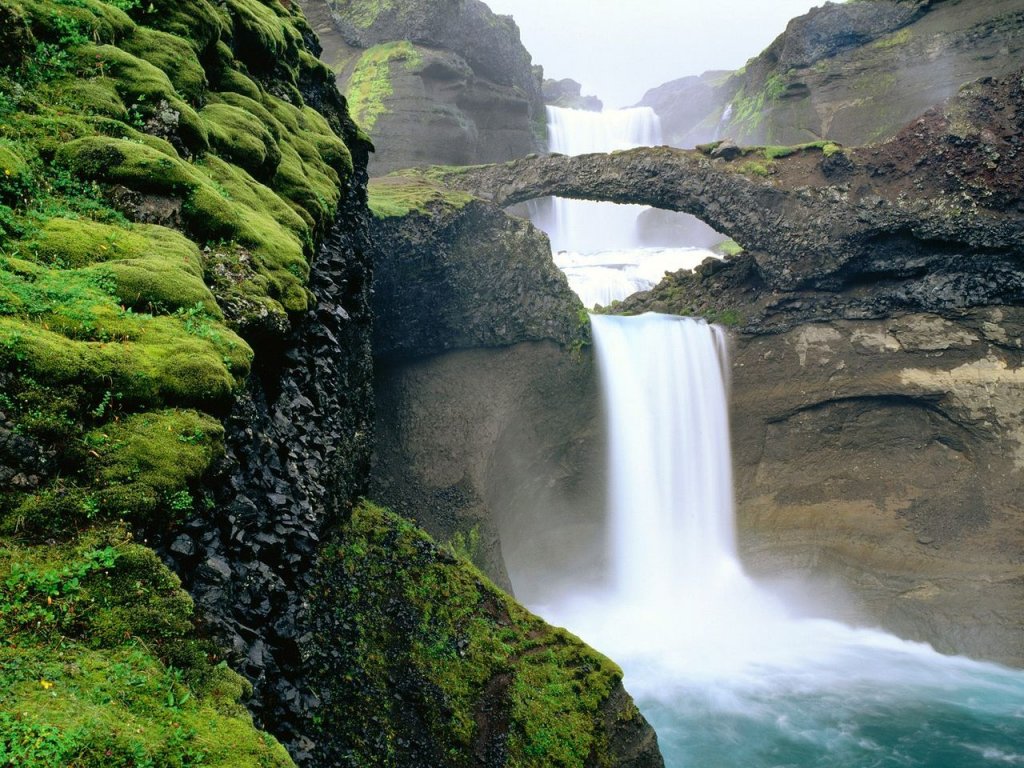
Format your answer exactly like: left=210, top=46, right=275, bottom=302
left=0, top=142, right=33, bottom=206
left=56, top=135, right=310, bottom=313
left=52, top=78, right=128, bottom=120
left=0, top=530, right=295, bottom=767
left=713, top=238, right=745, bottom=258
left=871, top=26, right=912, bottom=49
left=368, top=175, right=473, bottom=218
left=345, top=41, right=422, bottom=133
left=223, top=0, right=301, bottom=71
left=83, top=409, right=224, bottom=526
left=131, top=0, right=231, bottom=51
left=201, top=102, right=282, bottom=178
left=121, top=26, right=208, bottom=103
left=73, top=43, right=209, bottom=153
left=341, top=0, right=397, bottom=29
left=312, top=501, right=624, bottom=767
left=17, top=0, right=135, bottom=47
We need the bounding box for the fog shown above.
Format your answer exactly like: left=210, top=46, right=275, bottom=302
left=484, top=0, right=826, bottom=108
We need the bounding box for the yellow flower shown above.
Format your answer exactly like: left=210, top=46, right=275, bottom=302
left=40, top=679, right=54, bottom=689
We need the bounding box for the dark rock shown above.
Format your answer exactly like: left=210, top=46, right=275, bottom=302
left=543, top=77, right=603, bottom=111
left=710, top=139, right=741, bottom=160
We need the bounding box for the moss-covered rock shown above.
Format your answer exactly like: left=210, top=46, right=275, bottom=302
left=0, top=529, right=295, bottom=767
left=0, top=0, right=367, bottom=757
left=310, top=501, right=662, bottom=767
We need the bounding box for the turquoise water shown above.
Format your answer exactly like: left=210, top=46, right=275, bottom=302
left=640, top=654, right=1024, bottom=768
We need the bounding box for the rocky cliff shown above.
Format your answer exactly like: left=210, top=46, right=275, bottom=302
left=427, top=70, right=1024, bottom=665
left=640, top=0, right=1024, bottom=148
left=0, top=0, right=665, bottom=765
left=299, top=0, right=546, bottom=175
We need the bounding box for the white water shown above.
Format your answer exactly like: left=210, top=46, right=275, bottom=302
left=528, top=313, right=1024, bottom=767
left=529, top=106, right=720, bottom=306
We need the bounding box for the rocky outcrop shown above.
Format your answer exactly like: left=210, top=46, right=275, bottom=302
left=418, top=71, right=1024, bottom=664
left=641, top=0, right=1024, bottom=148
left=637, top=70, right=731, bottom=147
left=544, top=77, right=603, bottom=111
left=299, top=0, right=546, bottom=175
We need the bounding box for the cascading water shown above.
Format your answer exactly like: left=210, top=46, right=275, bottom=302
left=528, top=312, right=1024, bottom=767
left=529, top=106, right=720, bottom=308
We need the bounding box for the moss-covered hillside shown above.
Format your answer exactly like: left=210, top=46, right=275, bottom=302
left=0, top=0, right=361, bottom=761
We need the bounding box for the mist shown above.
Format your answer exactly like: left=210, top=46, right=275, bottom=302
left=484, top=0, right=826, bottom=108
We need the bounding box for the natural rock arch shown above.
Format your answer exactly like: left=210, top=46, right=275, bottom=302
left=428, top=77, right=1024, bottom=293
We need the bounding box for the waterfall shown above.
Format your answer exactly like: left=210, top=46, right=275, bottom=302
left=529, top=106, right=720, bottom=308
left=533, top=105, right=658, bottom=254
left=528, top=311, right=1024, bottom=767
left=592, top=314, right=737, bottom=601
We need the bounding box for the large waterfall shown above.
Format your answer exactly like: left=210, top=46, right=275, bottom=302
left=529, top=313, right=1024, bottom=767
left=530, top=106, right=719, bottom=308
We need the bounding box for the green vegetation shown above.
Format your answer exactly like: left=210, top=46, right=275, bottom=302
left=728, top=73, right=787, bottom=137
left=0, top=0, right=360, bottom=759
left=368, top=174, right=473, bottom=218
left=714, top=238, right=745, bottom=258
left=338, top=0, right=397, bottom=30
left=313, top=501, right=633, bottom=767
left=345, top=41, right=422, bottom=133
left=0, top=528, right=294, bottom=767
left=739, top=159, right=773, bottom=177
left=871, top=27, right=912, bottom=50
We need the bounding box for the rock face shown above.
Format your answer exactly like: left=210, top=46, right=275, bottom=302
left=544, top=77, right=603, bottom=111
left=299, top=0, right=546, bottom=175
left=367, top=178, right=600, bottom=593
left=435, top=72, right=1024, bottom=665
left=641, top=0, right=1024, bottom=148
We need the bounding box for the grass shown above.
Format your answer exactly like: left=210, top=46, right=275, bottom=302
left=367, top=175, right=473, bottom=218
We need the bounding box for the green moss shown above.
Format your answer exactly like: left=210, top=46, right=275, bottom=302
left=738, top=160, right=773, bottom=177
left=121, top=26, right=207, bottom=103
left=131, top=0, right=231, bottom=51
left=341, top=0, right=396, bottom=29
left=56, top=135, right=310, bottom=313
left=223, top=0, right=301, bottom=69
left=345, top=41, right=422, bottom=133
left=313, top=501, right=625, bottom=766
left=368, top=175, right=473, bottom=218
left=0, top=531, right=295, bottom=767
left=74, top=44, right=209, bottom=153
left=17, top=0, right=136, bottom=47
left=52, top=78, right=128, bottom=119
left=871, top=27, right=911, bottom=49
left=201, top=101, right=282, bottom=178
left=83, top=409, right=224, bottom=526
left=713, top=238, right=745, bottom=258
left=728, top=73, right=787, bottom=139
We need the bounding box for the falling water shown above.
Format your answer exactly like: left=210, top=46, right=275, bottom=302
left=528, top=312, right=1024, bottom=767
left=529, top=106, right=719, bottom=307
